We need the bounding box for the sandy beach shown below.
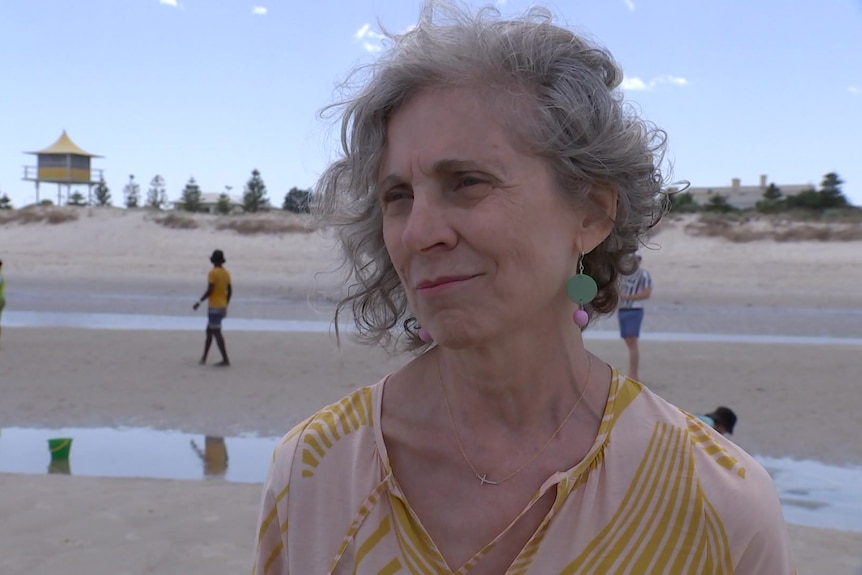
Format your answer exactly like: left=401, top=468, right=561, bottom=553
left=1, top=207, right=861, bottom=574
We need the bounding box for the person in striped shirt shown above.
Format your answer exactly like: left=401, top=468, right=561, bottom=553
left=617, top=252, right=652, bottom=381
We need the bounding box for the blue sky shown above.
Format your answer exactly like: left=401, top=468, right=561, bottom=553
left=1, top=0, right=860, bottom=207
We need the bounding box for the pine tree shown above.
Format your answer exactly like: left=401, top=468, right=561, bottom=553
left=93, top=176, right=112, bottom=206
left=243, top=169, right=269, bottom=213
left=704, top=194, right=735, bottom=213
left=669, top=190, right=698, bottom=213
left=0, top=193, right=12, bottom=210
left=147, top=175, right=167, bottom=209
left=819, top=172, right=847, bottom=209
left=68, top=191, right=87, bottom=206
left=179, top=177, right=203, bottom=212
left=282, top=187, right=313, bottom=213
left=216, top=193, right=232, bottom=215
left=123, top=175, right=141, bottom=208
left=763, top=183, right=782, bottom=200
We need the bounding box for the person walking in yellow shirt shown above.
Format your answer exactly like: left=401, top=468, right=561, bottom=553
left=193, top=249, right=232, bottom=366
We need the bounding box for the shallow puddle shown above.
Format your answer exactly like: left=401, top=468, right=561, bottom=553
left=759, top=455, right=862, bottom=532
left=0, top=426, right=277, bottom=483
left=1, top=426, right=861, bottom=532
left=6, top=310, right=862, bottom=345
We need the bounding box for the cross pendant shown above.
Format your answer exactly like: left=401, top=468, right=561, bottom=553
left=477, top=474, right=499, bottom=486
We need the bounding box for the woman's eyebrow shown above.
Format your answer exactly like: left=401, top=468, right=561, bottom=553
left=377, top=158, right=507, bottom=192
left=431, top=158, right=506, bottom=176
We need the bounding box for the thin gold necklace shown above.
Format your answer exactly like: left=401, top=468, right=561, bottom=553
left=437, top=356, right=593, bottom=486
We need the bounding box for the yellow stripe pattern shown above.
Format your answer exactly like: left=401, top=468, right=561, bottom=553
left=251, top=374, right=790, bottom=574
left=560, top=421, right=733, bottom=574
left=300, top=387, right=374, bottom=478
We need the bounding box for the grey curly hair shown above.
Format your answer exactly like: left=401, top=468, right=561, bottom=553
left=316, top=1, right=669, bottom=351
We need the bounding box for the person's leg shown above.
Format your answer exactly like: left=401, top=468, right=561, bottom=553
left=213, top=329, right=230, bottom=366
left=618, top=309, right=644, bottom=380
left=207, top=308, right=229, bottom=366
left=624, top=336, right=640, bottom=380
left=200, top=327, right=214, bottom=364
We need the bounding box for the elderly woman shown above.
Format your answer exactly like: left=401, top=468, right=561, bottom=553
left=252, top=3, right=794, bottom=574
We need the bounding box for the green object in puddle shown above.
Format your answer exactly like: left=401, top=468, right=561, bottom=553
left=48, top=438, right=73, bottom=461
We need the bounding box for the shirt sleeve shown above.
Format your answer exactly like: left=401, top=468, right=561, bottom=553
left=252, top=472, right=289, bottom=575
left=730, top=465, right=797, bottom=574
left=251, top=417, right=312, bottom=575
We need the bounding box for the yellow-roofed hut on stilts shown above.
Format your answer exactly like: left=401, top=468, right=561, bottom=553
left=22, top=131, right=103, bottom=205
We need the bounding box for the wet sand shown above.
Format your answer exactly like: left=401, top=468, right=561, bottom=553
left=1, top=329, right=862, bottom=573
left=1, top=208, right=861, bottom=572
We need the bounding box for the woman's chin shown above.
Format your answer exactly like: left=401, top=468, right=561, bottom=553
left=427, top=324, right=491, bottom=350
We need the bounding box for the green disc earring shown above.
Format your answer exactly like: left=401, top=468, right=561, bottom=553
left=566, top=254, right=597, bottom=328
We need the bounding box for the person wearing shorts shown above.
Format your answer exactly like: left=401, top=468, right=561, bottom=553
left=193, top=249, right=232, bottom=366
left=618, top=252, right=652, bottom=381
left=0, top=258, right=5, bottom=348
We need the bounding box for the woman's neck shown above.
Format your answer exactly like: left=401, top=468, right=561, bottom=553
left=433, top=323, right=595, bottom=431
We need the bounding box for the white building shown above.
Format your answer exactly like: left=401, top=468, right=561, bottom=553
left=686, top=175, right=813, bottom=210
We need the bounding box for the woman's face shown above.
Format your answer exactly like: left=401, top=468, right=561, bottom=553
left=378, top=87, right=594, bottom=347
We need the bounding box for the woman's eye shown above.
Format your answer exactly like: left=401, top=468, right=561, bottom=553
left=382, top=187, right=411, bottom=203
left=459, top=176, right=485, bottom=188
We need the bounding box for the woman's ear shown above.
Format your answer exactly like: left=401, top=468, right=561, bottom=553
left=578, top=186, right=618, bottom=253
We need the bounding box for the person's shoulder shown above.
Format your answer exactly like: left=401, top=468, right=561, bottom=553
left=618, top=383, right=769, bottom=493
left=566, top=375, right=794, bottom=569
left=269, top=383, right=381, bottom=484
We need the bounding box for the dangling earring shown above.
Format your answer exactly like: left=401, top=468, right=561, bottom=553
left=406, top=317, right=433, bottom=343
left=566, top=253, right=598, bottom=328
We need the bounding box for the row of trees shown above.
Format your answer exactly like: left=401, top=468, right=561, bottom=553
left=670, top=172, right=854, bottom=215
left=81, top=169, right=313, bottom=214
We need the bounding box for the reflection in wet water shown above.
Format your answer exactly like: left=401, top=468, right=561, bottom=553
left=190, top=435, right=229, bottom=476
left=48, top=459, right=72, bottom=475
left=0, top=427, right=275, bottom=483
left=1, top=426, right=861, bottom=533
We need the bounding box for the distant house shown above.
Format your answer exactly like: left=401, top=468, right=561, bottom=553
left=172, top=192, right=244, bottom=214
left=686, top=175, right=813, bottom=210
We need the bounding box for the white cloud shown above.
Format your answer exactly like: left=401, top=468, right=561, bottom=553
left=624, top=0, right=636, bottom=11
left=252, top=6, right=267, bottom=16
left=622, top=75, right=689, bottom=91
left=354, top=24, right=386, bottom=53
left=849, top=86, right=861, bottom=95
left=159, top=0, right=179, bottom=7
left=622, top=77, right=650, bottom=91
left=662, top=75, right=688, bottom=86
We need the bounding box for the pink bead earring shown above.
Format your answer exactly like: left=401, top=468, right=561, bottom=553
left=417, top=326, right=433, bottom=343
left=566, top=254, right=598, bottom=328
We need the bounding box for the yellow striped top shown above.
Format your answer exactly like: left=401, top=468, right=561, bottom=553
left=252, top=370, right=795, bottom=574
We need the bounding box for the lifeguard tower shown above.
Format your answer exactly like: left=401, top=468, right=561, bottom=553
left=23, top=131, right=103, bottom=205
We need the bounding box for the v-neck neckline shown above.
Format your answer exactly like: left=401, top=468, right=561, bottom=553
left=371, top=369, right=623, bottom=573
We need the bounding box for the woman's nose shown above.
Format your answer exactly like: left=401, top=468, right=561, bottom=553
left=401, top=191, right=456, bottom=252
